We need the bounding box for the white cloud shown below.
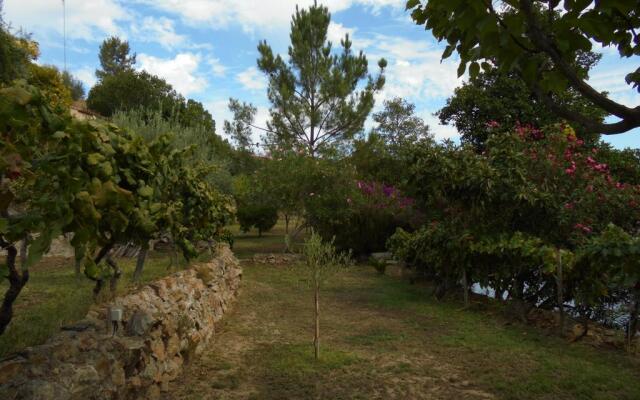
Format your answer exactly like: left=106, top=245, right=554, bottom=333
left=327, top=22, right=372, bottom=50
left=589, top=66, right=640, bottom=108
left=327, top=22, right=356, bottom=44
left=131, top=0, right=402, bottom=32
left=236, top=66, right=267, bottom=91
left=131, top=16, right=186, bottom=49
left=207, top=58, right=227, bottom=77
left=368, top=34, right=464, bottom=101
left=4, top=0, right=128, bottom=41
left=74, top=66, right=97, bottom=91
left=422, top=113, right=459, bottom=141
left=137, top=53, right=208, bottom=96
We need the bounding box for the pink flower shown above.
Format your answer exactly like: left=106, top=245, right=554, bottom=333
left=574, top=223, right=592, bottom=234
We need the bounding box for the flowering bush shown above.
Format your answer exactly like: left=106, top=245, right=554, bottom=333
left=389, top=123, right=640, bottom=327
left=306, top=178, right=420, bottom=256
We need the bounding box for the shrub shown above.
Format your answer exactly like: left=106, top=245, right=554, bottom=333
left=369, top=257, right=387, bottom=275
left=306, top=179, right=420, bottom=256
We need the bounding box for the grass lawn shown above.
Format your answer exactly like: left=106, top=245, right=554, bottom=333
left=166, top=227, right=640, bottom=400
left=2, top=223, right=639, bottom=399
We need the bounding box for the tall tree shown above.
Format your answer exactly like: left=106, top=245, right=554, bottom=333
left=257, top=2, right=386, bottom=157
left=373, top=97, right=431, bottom=148
left=351, top=98, right=432, bottom=185
left=96, top=36, right=136, bottom=79
left=223, top=98, right=257, bottom=151
left=407, top=0, right=640, bottom=135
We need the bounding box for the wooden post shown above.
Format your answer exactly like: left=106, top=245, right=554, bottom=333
left=557, top=251, right=564, bottom=336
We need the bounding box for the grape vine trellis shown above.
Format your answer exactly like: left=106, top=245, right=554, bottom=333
left=0, top=81, right=233, bottom=335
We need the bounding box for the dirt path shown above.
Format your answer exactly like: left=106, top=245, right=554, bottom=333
left=164, top=263, right=495, bottom=399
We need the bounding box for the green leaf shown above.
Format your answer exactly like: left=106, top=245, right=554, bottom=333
left=457, top=62, right=466, bottom=77
left=0, top=218, right=7, bottom=234
left=406, top=0, right=420, bottom=10
left=87, top=153, right=104, bottom=165
left=138, top=186, right=154, bottom=198
left=469, top=62, right=480, bottom=78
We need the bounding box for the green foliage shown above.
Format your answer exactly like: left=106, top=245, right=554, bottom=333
left=233, top=175, right=278, bottom=236
left=351, top=98, right=433, bottom=186
left=407, top=0, right=640, bottom=134
left=302, top=159, right=419, bottom=255
left=257, top=2, right=386, bottom=156
left=61, top=70, right=85, bottom=101
left=1, top=78, right=233, bottom=332
left=369, top=257, right=387, bottom=275
left=111, top=107, right=234, bottom=193
left=224, top=98, right=256, bottom=151
left=438, top=69, right=605, bottom=149
left=389, top=124, right=640, bottom=316
left=96, top=36, right=136, bottom=79
left=302, top=231, right=351, bottom=287
left=0, top=25, right=34, bottom=85
left=26, top=64, right=72, bottom=114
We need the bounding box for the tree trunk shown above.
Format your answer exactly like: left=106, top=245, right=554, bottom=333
left=133, top=246, right=148, bottom=282
left=285, top=215, right=290, bottom=234
left=19, top=235, right=29, bottom=268
left=0, top=245, right=29, bottom=336
left=557, top=252, right=564, bottom=336
left=628, top=286, right=640, bottom=344
left=74, top=257, right=82, bottom=278
left=92, top=244, right=113, bottom=301
left=462, top=268, right=469, bottom=308
left=314, top=283, right=320, bottom=360
left=106, top=255, right=122, bottom=297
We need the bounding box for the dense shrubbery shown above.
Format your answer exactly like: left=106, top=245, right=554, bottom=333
left=307, top=178, right=419, bottom=256
left=388, top=124, right=640, bottom=332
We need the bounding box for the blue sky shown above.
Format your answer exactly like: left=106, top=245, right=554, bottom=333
left=3, top=0, right=639, bottom=149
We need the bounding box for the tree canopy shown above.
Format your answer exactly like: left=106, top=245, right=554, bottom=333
left=438, top=68, right=606, bottom=148
left=257, top=2, right=387, bottom=157
left=407, top=0, right=640, bottom=135
left=96, top=36, right=136, bottom=79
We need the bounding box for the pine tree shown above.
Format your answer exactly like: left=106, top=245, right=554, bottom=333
left=96, top=36, right=136, bottom=79
left=257, top=2, right=386, bottom=157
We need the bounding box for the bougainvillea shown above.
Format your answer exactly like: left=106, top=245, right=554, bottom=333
left=389, top=123, right=640, bottom=330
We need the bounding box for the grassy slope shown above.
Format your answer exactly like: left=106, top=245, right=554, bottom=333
left=167, top=226, right=640, bottom=400
left=0, top=253, right=179, bottom=357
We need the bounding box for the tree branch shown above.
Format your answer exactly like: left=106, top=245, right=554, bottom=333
left=532, top=84, right=639, bottom=135
left=519, top=0, right=640, bottom=129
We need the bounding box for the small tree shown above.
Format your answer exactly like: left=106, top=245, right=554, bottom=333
left=301, top=231, right=351, bottom=360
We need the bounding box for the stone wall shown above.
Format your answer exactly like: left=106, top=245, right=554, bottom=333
left=0, top=246, right=242, bottom=400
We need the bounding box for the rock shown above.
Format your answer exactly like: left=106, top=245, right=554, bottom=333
left=0, top=358, right=26, bottom=385
left=0, top=246, right=242, bottom=399
left=127, top=310, right=155, bottom=336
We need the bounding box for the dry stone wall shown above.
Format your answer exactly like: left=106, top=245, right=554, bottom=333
left=0, top=246, right=242, bottom=400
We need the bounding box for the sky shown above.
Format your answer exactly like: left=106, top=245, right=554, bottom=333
left=2, top=0, right=639, bottom=149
